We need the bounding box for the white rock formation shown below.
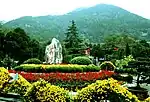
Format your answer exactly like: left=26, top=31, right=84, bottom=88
left=45, top=38, right=63, bottom=64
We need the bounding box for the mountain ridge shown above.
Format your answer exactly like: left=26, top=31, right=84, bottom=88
left=4, top=4, right=150, bottom=42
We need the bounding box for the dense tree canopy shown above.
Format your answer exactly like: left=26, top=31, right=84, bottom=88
left=89, top=34, right=150, bottom=61
left=0, top=27, right=44, bottom=67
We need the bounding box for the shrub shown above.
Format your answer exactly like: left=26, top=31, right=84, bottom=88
left=74, top=78, right=139, bottom=102
left=3, top=75, right=31, bottom=95
left=0, top=67, right=11, bottom=91
left=144, top=97, right=150, bottom=102
left=13, top=64, right=100, bottom=73
left=23, top=58, right=42, bottom=64
left=0, top=67, right=31, bottom=95
left=70, top=56, right=92, bottom=65
left=1, top=56, right=18, bottom=69
left=24, top=79, right=69, bottom=102
left=115, top=55, right=135, bottom=68
left=100, top=61, right=116, bottom=71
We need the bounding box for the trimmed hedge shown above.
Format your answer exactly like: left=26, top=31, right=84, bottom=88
left=100, top=61, right=116, bottom=71
left=13, top=64, right=100, bottom=73
left=23, top=58, right=42, bottom=64
left=70, top=56, right=92, bottom=65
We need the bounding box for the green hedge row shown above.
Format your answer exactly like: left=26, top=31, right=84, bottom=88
left=13, top=64, right=100, bottom=73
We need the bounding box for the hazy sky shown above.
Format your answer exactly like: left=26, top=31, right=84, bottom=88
left=0, top=0, right=150, bottom=21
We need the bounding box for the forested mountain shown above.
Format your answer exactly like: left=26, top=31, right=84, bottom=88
left=3, top=4, right=150, bottom=42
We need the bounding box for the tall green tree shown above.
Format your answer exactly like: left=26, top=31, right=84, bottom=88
left=64, top=20, right=82, bottom=48
left=125, top=43, right=130, bottom=56
left=0, top=30, right=5, bottom=60
left=64, top=20, right=85, bottom=55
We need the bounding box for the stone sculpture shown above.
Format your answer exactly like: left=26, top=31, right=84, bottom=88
left=45, top=38, right=63, bottom=64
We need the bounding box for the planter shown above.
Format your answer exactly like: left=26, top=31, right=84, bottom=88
left=128, top=87, right=149, bottom=100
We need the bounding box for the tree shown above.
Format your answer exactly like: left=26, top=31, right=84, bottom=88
left=128, top=57, right=150, bottom=87
left=3, top=27, right=42, bottom=64
left=125, top=43, right=130, bottom=56
left=103, top=34, right=136, bottom=60
left=28, top=39, right=40, bottom=58
left=4, top=28, right=30, bottom=62
left=139, top=40, right=149, bottom=47
left=64, top=20, right=86, bottom=57
left=90, top=44, right=104, bottom=59
left=64, top=20, right=82, bottom=49
left=131, top=40, right=150, bottom=58
left=0, top=30, right=5, bottom=60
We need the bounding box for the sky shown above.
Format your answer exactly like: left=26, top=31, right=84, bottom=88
left=0, top=0, right=150, bottom=21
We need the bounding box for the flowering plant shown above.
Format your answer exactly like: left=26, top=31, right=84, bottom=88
left=9, top=70, right=114, bottom=82
left=0, top=67, right=11, bottom=92
left=24, top=79, right=69, bottom=102
left=74, top=78, right=139, bottom=102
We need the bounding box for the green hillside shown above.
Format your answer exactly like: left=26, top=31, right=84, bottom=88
left=4, top=4, right=150, bottom=42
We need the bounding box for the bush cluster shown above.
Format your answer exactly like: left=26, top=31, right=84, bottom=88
left=23, top=58, right=42, bottom=64
left=24, top=79, right=69, bottom=102
left=3, top=75, right=31, bottom=95
left=145, top=97, right=150, bottom=102
left=74, top=78, right=139, bottom=102
left=14, top=64, right=100, bottom=73
left=70, top=56, right=92, bottom=65
left=0, top=67, right=11, bottom=91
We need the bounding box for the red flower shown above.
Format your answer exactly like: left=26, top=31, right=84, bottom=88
left=8, top=70, right=115, bottom=82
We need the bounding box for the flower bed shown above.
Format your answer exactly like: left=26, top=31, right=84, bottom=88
left=2, top=68, right=148, bottom=101
left=9, top=70, right=114, bottom=82
left=9, top=70, right=114, bottom=91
